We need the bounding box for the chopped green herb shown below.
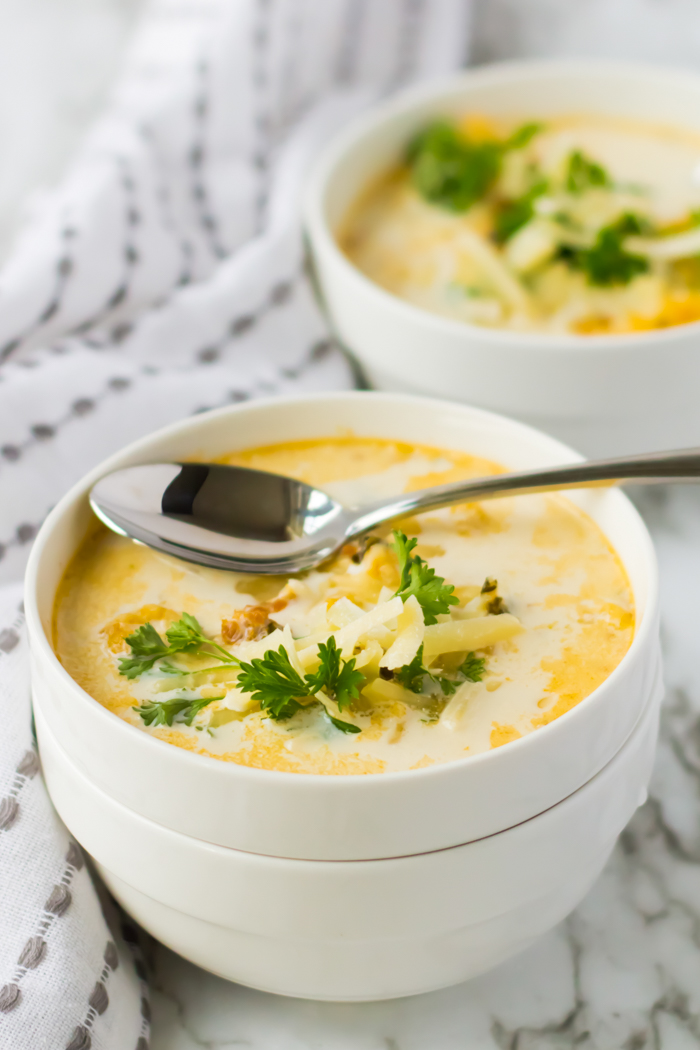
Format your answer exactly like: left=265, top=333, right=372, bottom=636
left=328, top=714, right=362, bottom=735
left=158, top=661, right=191, bottom=676
left=407, top=121, right=501, bottom=213
left=306, top=636, right=364, bottom=712
left=118, top=623, right=170, bottom=678
left=406, top=119, right=544, bottom=216
left=164, top=612, right=236, bottom=663
left=504, top=121, right=544, bottom=151
left=395, top=643, right=483, bottom=698
left=236, top=646, right=308, bottom=721
left=494, top=178, right=548, bottom=243
left=459, top=652, right=487, bottom=682
left=566, top=150, right=610, bottom=194
left=391, top=530, right=459, bottom=625
left=395, top=644, right=454, bottom=696
left=237, top=640, right=363, bottom=733
left=479, top=577, right=508, bottom=614
left=395, top=645, right=430, bottom=693
left=118, top=612, right=238, bottom=680
left=134, top=694, right=224, bottom=728
left=560, top=213, right=649, bottom=287
left=494, top=198, right=534, bottom=244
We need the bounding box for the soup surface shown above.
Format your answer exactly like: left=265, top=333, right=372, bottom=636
left=54, top=437, right=634, bottom=774
left=341, top=113, right=700, bottom=335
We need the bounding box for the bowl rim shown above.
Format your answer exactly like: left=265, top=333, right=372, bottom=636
left=303, top=57, right=700, bottom=353
left=25, top=389, right=659, bottom=786
left=35, top=669, right=661, bottom=869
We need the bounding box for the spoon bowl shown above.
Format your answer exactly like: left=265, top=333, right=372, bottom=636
left=89, top=462, right=352, bottom=574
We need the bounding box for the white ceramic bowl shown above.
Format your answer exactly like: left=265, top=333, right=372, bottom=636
left=304, top=60, right=700, bottom=457
left=26, top=392, right=660, bottom=861
left=34, top=678, right=661, bottom=1000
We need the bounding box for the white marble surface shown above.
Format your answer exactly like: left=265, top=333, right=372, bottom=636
left=4, top=1, right=700, bottom=1046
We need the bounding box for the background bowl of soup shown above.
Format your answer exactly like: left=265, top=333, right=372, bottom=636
left=304, top=60, right=700, bottom=456
left=25, top=390, right=662, bottom=997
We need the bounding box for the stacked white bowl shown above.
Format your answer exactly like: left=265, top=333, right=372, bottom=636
left=26, top=393, right=662, bottom=1000
left=304, top=61, right=700, bottom=457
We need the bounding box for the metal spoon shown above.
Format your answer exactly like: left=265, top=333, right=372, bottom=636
left=89, top=447, right=700, bottom=575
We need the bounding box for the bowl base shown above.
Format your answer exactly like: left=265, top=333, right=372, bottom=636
left=98, top=857, right=611, bottom=1002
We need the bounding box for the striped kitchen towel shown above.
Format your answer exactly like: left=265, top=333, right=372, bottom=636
left=0, top=0, right=471, bottom=1045
left=0, top=585, right=150, bottom=1049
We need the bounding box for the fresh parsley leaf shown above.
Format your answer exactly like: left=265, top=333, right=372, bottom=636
left=117, top=612, right=238, bottom=680
left=333, top=660, right=365, bottom=710
left=560, top=213, right=649, bottom=287
left=391, top=530, right=459, bottom=625
left=327, top=714, right=362, bottom=734
left=165, top=612, right=208, bottom=650
left=566, top=150, right=610, bottom=194
left=494, top=178, right=548, bottom=243
left=406, top=120, right=543, bottom=216
left=135, top=694, right=222, bottom=727
left=459, top=652, right=486, bottom=682
left=306, top=636, right=364, bottom=712
left=158, top=661, right=190, bottom=676
left=118, top=623, right=169, bottom=679
left=407, top=121, right=501, bottom=213
left=237, top=643, right=363, bottom=730
left=166, top=612, right=236, bottom=663
left=393, top=531, right=419, bottom=592
left=236, top=646, right=309, bottom=721
left=395, top=645, right=428, bottom=693
left=395, top=644, right=460, bottom=697
left=125, top=622, right=169, bottom=655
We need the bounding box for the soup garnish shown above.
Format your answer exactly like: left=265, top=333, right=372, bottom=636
left=53, top=436, right=634, bottom=774
left=341, top=114, right=700, bottom=334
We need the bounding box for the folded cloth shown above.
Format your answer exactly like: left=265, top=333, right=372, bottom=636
left=0, top=0, right=470, bottom=1044
left=0, top=585, right=151, bottom=1050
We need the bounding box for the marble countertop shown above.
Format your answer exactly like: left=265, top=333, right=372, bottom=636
left=145, top=485, right=700, bottom=1048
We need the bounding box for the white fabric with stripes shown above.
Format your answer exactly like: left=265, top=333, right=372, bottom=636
left=0, top=0, right=470, bottom=1044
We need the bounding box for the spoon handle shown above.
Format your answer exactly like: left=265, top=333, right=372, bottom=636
left=349, top=446, right=700, bottom=534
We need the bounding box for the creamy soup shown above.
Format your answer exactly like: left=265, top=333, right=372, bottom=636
left=53, top=437, right=634, bottom=774
left=341, top=113, right=700, bottom=335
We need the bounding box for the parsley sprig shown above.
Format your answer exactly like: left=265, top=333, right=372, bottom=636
left=237, top=637, right=364, bottom=734
left=135, top=694, right=224, bottom=727
left=559, top=213, right=649, bottom=287
left=395, top=644, right=487, bottom=697
left=407, top=122, right=501, bottom=213
left=406, top=120, right=544, bottom=215
left=118, top=613, right=237, bottom=680
left=391, top=531, right=459, bottom=625
left=306, top=637, right=365, bottom=711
